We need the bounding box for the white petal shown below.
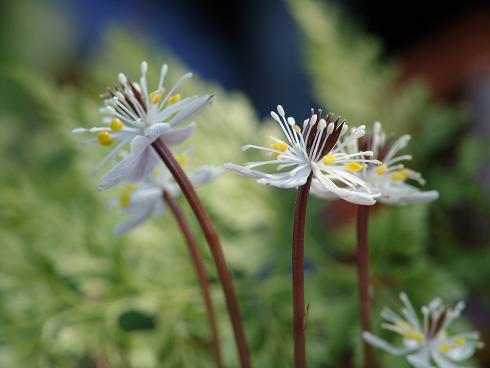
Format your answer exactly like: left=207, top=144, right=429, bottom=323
left=379, top=185, right=439, bottom=205
left=131, top=135, right=152, bottom=156
left=146, top=123, right=171, bottom=141
left=224, top=163, right=268, bottom=179
left=362, top=332, right=412, bottom=356
left=113, top=205, right=155, bottom=236
left=188, top=166, right=222, bottom=187
left=312, top=167, right=378, bottom=205
left=98, top=148, right=158, bottom=190
left=167, top=95, right=213, bottom=127
left=160, top=123, right=196, bottom=145
left=406, top=349, right=435, bottom=368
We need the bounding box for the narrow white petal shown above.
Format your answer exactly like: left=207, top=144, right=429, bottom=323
left=362, top=332, right=412, bottom=356
left=160, top=123, right=196, bottom=145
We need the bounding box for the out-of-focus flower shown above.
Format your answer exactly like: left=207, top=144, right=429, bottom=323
left=114, top=155, right=221, bottom=235
left=224, top=105, right=380, bottom=205
left=73, top=61, right=213, bottom=191
left=312, top=122, right=438, bottom=205
left=363, top=292, right=483, bottom=368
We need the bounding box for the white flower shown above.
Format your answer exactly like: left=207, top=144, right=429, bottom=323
left=73, top=61, right=213, bottom=191
left=312, top=122, right=438, bottom=205
left=224, top=105, right=381, bottom=205
left=114, top=157, right=221, bottom=235
left=363, top=292, right=483, bottom=368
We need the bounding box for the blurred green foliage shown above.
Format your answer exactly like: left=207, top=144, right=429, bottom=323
left=0, top=0, right=489, bottom=367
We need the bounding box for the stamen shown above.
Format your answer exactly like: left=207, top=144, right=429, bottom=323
left=149, top=90, right=163, bottom=104
left=453, top=337, right=466, bottom=346
left=167, top=94, right=182, bottom=105
left=277, top=105, right=285, bottom=117
left=110, top=118, right=124, bottom=131
left=375, top=165, right=387, bottom=175
left=97, top=131, right=113, bottom=146
left=322, top=154, right=336, bottom=165
left=439, top=343, right=450, bottom=353
left=270, top=140, right=289, bottom=157
left=345, top=162, right=364, bottom=172
left=175, top=153, right=189, bottom=165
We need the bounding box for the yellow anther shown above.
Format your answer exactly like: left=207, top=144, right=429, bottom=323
left=125, top=183, right=137, bottom=190
left=345, top=162, right=364, bottom=172
left=391, top=171, right=408, bottom=181
left=415, top=333, right=425, bottom=343
left=97, top=131, right=113, bottom=146
left=453, top=337, right=466, bottom=347
left=110, top=118, right=124, bottom=131
left=293, top=125, right=302, bottom=133
left=167, top=94, right=182, bottom=105
left=375, top=165, right=387, bottom=175
left=322, top=154, right=336, bottom=165
left=439, top=343, right=450, bottom=353
left=119, top=191, right=131, bottom=208
left=149, top=90, right=163, bottom=104
left=175, top=153, right=189, bottom=165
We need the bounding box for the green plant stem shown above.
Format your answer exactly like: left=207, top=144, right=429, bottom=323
left=292, top=173, right=313, bottom=368
left=152, top=139, right=251, bottom=368
left=163, top=190, right=224, bottom=368
left=356, top=205, right=375, bottom=368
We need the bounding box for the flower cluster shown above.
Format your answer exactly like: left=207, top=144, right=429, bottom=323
left=364, top=293, right=483, bottom=368
left=73, top=62, right=219, bottom=233
left=73, top=61, right=213, bottom=191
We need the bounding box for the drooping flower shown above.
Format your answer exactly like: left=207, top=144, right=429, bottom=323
left=312, top=122, right=438, bottom=205
left=363, top=292, right=483, bottom=368
left=73, top=61, right=213, bottom=191
left=114, top=155, right=221, bottom=235
left=224, top=105, right=381, bottom=205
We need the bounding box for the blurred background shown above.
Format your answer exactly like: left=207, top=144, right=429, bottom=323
left=1, top=0, right=489, bottom=367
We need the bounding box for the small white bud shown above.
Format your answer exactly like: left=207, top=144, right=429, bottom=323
left=318, top=118, right=327, bottom=130
left=326, top=122, right=334, bottom=135
left=141, top=61, right=148, bottom=74
left=287, top=117, right=295, bottom=126
left=270, top=111, right=280, bottom=121
left=118, top=73, right=127, bottom=85
left=309, top=114, right=318, bottom=125
left=277, top=105, right=285, bottom=116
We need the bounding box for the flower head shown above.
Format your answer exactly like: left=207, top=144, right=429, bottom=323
left=224, top=105, right=380, bottom=205
left=364, top=292, right=483, bottom=368
left=312, top=121, right=438, bottom=205
left=73, top=61, right=213, bottom=191
left=113, top=158, right=221, bottom=235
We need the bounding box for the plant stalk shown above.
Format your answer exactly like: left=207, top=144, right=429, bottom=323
left=152, top=139, right=251, bottom=368
left=163, top=190, right=224, bottom=368
left=292, top=173, right=313, bottom=368
left=356, top=205, right=375, bottom=368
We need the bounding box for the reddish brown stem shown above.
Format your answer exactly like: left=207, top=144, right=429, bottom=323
left=292, top=174, right=313, bottom=368
left=152, top=139, right=251, bottom=368
left=356, top=205, right=375, bottom=368
left=163, top=191, right=224, bottom=368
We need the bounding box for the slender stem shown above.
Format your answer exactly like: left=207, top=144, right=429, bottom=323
left=356, top=205, right=375, bottom=368
left=292, top=173, right=313, bottom=368
left=163, top=191, right=224, bottom=368
left=152, top=139, right=251, bottom=368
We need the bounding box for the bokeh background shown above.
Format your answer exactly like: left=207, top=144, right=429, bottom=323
left=1, top=0, right=490, bottom=366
